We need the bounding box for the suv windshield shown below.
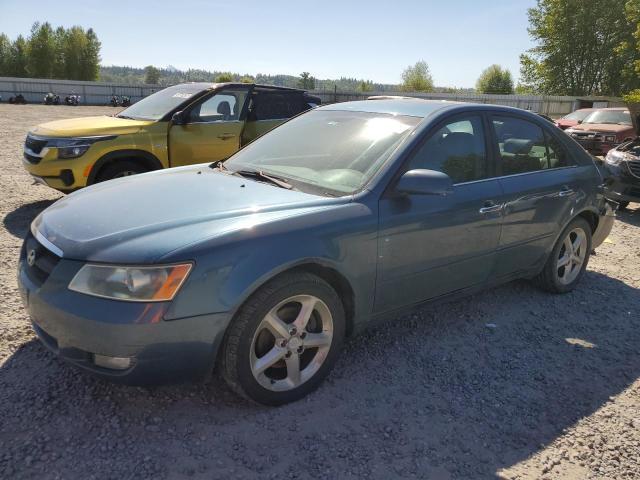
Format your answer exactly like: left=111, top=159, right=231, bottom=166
left=582, top=110, right=631, bottom=125
left=117, top=84, right=206, bottom=121
left=563, top=110, right=592, bottom=121
left=224, top=110, right=421, bottom=195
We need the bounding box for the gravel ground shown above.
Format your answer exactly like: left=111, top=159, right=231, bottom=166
left=0, top=104, right=639, bottom=480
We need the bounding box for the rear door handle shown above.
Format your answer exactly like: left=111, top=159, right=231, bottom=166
left=218, top=133, right=235, bottom=140
left=558, top=187, right=575, bottom=197
left=479, top=201, right=503, bottom=214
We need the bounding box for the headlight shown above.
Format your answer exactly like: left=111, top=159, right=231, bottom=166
left=604, top=135, right=616, bottom=143
left=68, top=263, right=192, bottom=301
left=47, top=136, right=117, bottom=159
left=605, top=149, right=625, bottom=166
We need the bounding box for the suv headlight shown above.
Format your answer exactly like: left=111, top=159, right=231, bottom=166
left=68, top=263, right=192, bottom=301
left=605, top=149, right=626, bottom=166
left=48, top=136, right=117, bottom=159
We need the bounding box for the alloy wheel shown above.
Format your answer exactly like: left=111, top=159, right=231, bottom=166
left=556, top=227, right=587, bottom=285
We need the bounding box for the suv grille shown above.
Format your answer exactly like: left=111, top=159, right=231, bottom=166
left=22, top=232, right=61, bottom=286
left=628, top=160, right=640, bottom=179
left=25, top=135, right=47, bottom=154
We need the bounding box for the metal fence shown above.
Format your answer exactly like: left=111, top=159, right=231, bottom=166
left=0, top=76, right=626, bottom=116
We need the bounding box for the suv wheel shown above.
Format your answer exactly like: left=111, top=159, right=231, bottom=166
left=534, top=217, right=592, bottom=293
left=96, top=160, right=147, bottom=183
left=221, top=272, right=345, bottom=406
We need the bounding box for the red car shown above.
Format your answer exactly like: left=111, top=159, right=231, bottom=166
left=555, top=108, right=594, bottom=130
left=566, top=108, right=637, bottom=156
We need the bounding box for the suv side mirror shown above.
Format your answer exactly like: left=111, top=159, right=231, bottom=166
left=396, top=169, right=453, bottom=196
left=171, top=110, right=187, bottom=125
left=577, top=119, right=583, bottom=124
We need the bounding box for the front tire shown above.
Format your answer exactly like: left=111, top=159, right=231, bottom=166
left=95, top=160, right=147, bottom=183
left=221, top=272, right=345, bottom=406
left=534, top=217, right=592, bottom=293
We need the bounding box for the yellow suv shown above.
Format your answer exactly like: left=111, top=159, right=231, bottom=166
left=23, top=83, right=320, bottom=192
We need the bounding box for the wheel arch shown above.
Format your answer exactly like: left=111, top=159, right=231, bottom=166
left=87, top=149, right=164, bottom=185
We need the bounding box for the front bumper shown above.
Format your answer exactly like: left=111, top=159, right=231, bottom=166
left=592, top=200, right=616, bottom=249
left=17, top=234, right=230, bottom=385
left=23, top=152, right=93, bottom=191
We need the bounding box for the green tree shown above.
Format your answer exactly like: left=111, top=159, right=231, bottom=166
left=401, top=61, right=434, bottom=92
left=144, top=65, right=160, bottom=84
left=215, top=72, right=233, bottom=82
left=475, top=64, right=514, bottom=94
left=63, top=26, right=86, bottom=80
left=240, top=75, right=254, bottom=83
left=357, top=80, right=374, bottom=92
left=297, top=72, right=316, bottom=89
left=27, top=22, right=56, bottom=78
left=520, top=0, right=640, bottom=96
left=52, top=27, right=67, bottom=79
left=0, top=34, right=11, bottom=75
left=79, top=27, right=100, bottom=80
left=8, top=35, right=28, bottom=77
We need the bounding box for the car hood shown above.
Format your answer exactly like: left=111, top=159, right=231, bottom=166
left=568, top=122, right=634, bottom=134
left=30, top=115, right=155, bottom=137
left=32, top=165, right=348, bottom=263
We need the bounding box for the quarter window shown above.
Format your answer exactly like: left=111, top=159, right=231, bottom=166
left=407, top=116, right=488, bottom=183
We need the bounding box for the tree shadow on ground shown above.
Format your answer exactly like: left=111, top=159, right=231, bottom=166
left=3, top=199, right=56, bottom=238
left=1, top=270, right=639, bottom=479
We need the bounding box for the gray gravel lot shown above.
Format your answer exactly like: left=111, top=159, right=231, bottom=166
left=0, top=104, right=639, bottom=480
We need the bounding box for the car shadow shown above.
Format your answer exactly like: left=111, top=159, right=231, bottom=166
left=1, top=270, right=638, bottom=479
left=615, top=204, right=640, bottom=227
left=2, top=199, right=56, bottom=238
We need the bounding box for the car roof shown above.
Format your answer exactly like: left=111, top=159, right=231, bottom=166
left=169, top=82, right=307, bottom=93
left=317, top=97, right=547, bottom=119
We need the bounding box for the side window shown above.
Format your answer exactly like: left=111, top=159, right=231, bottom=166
left=408, top=115, right=488, bottom=184
left=251, top=93, right=299, bottom=121
left=189, top=91, right=246, bottom=123
left=545, top=131, right=574, bottom=168
left=492, top=116, right=551, bottom=175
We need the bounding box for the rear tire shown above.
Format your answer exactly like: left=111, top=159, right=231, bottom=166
left=221, top=272, right=345, bottom=406
left=95, top=160, right=147, bottom=183
left=534, top=217, right=592, bottom=293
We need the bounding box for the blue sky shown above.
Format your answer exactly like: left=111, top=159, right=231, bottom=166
left=0, top=0, right=537, bottom=87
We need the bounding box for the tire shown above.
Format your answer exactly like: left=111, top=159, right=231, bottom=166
left=617, top=201, right=629, bottom=211
left=221, top=272, right=346, bottom=406
left=534, top=217, right=592, bottom=293
left=95, top=160, right=147, bottom=183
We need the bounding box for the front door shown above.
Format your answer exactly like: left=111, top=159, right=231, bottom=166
left=376, top=114, right=503, bottom=313
left=169, top=87, right=250, bottom=167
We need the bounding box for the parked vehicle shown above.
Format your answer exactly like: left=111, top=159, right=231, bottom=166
left=22, top=82, right=321, bottom=192
left=602, top=105, right=640, bottom=209
left=121, top=95, right=131, bottom=107
left=9, top=94, right=27, bottom=104
left=44, top=93, right=60, bottom=105
left=65, top=94, right=81, bottom=106
left=555, top=108, right=594, bottom=130
left=566, top=108, right=636, bottom=155
left=18, top=98, right=614, bottom=405
left=109, top=95, right=121, bottom=107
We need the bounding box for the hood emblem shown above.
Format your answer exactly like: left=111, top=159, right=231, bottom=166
left=27, top=249, right=37, bottom=267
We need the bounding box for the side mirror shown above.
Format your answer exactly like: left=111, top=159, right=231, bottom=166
left=171, top=110, right=187, bottom=125
left=577, top=120, right=583, bottom=124
left=396, top=169, right=453, bottom=196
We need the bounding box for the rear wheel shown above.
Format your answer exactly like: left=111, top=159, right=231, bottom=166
left=96, top=160, right=147, bottom=183
left=534, top=217, right=592, bottom=293
left=221, top=272, right=345, bottom=406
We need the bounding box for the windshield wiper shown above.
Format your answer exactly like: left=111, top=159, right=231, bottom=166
left=234, top=169, right=295, bottom=190
left=116, top=114, right=135, bottom=120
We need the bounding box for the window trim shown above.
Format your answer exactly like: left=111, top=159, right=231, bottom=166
left=396, top=111, right=494, bottom=187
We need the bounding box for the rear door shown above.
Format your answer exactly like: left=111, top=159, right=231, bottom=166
left=375, top=113, right=503, bottom=312
left=169, top=86, right=251, bottom=167
left=489, top=114, right=581, bottom=278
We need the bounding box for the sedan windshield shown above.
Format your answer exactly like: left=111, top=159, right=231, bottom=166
left=224, top=110, right=421, bottom=195
left=117, top=84, right=205, bottom=121
left=582, top=110, right=631, bottom=125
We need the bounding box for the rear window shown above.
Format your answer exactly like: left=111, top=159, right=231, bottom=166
left=250, top=92, right=306, bottom=121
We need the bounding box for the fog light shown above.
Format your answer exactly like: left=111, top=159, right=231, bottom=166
left=93, top=354, right=132, bottom=370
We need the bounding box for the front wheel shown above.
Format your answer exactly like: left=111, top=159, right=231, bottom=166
left=534, top=217, right=592, bottom=293
left=95, top=160, right=148, bottom=183
left=221, top=272, right=345, bottom=405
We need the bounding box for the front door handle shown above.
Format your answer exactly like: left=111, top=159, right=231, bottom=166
left=218, top=133, right=235, bottom=140
left=479, top=201, right=503, bottom=214
left=558, top=187, right=575, bottom=197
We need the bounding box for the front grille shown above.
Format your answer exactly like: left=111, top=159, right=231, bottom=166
left=571, top=131, right=603, bottom=141
left=627, top=160, right=640, bottom=178
left=23, top=232, right=61, bottom=286
left=25, top=135, right=47, bottom=154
